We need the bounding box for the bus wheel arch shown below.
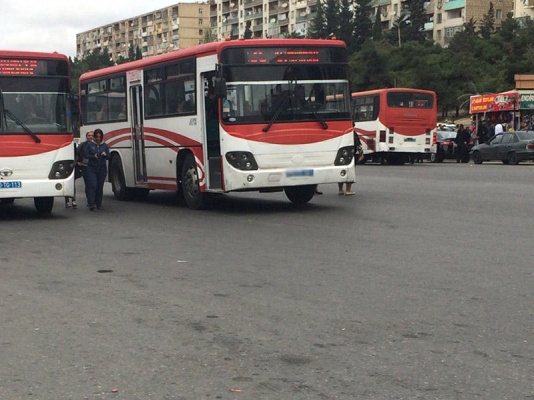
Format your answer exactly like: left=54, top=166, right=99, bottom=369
left=284, top=185, right=315, bottom=205
left=110, top=154, right=134, bottom=201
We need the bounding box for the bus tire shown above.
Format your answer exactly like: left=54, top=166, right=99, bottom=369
left=34, top=197, right=54, bottom=214
left=284, top=185, right=315, bottom=205
left=181, top=153, right=205, bottom=210
left=0, top=198, right=15, bottom=205
left=110, top=156, right=133, bottom=201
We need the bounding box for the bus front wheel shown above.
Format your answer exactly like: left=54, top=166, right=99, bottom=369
left=284, top=185, right=315, bottom=205
left=34, top=197, right=54, bottom=214
left=181, top=153, right=205, bottom=210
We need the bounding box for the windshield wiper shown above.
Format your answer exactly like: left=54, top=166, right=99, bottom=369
left=312, top=111, right=328, bottom=130
left=3, top=109, right=41, bottom=143
left=263, top=94, right=290, bottom=132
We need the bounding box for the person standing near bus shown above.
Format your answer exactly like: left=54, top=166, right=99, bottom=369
left=84, top=129, right=110, bottom=210
left=455, top=124, right=470, bottom=163
left=71, top=130, right=94, bottom=208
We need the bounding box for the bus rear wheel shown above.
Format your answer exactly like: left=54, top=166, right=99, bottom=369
left=181, top=153, right=205, bottom=210
left=110, top=156, right=133, bottom=201
left=34, top=197, right=54, bottom=214
left=284, top=185, right=315, bottom=205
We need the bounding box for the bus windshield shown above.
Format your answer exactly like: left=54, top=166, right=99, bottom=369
left=0, top=78, right=70, bottom=134
left=220, top=64, right=350, bottom=125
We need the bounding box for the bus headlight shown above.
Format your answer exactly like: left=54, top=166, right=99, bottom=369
left=334, top=146, right=354, bottom=166
left=48, top=160, right=75, bottom=180
left=226, top=152, right=258, bottom=171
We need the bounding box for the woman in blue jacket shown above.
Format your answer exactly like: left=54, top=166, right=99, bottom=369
left=84, top=128, right=110, bottom=210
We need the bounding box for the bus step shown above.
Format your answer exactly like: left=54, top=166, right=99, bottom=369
left=209, top=157, right=222, bottom=189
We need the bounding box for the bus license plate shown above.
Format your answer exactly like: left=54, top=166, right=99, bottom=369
left=0, top=181, right=22, bottom=189
left=286, top=169, right=314, bottom=178
left=404, top=138, right=416, bottom=142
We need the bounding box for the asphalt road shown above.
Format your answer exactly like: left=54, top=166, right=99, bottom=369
left=1, top=160, right=533, bottom=400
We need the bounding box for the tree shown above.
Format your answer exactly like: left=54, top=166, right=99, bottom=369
left=337, top=0, right=354, bottom=44
left=403, top=0, right=427, bottom=44
left=352, top=0, right=374, bottom=51
left=244, top=22, right=253, bottom=39
left=373, top=9, right=383, bottom=42
left=308, top=0, right=328, bottom=38
left=204, top=28, right=217, bottom=43
left=479, top=2, right=495, bottom=40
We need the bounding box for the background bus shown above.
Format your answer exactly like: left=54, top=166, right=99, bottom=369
left=79, top=39, right=355, bottom=209
left=350, top=88, right=437, bottom=165
left=0, top=51, right=75, bottom=214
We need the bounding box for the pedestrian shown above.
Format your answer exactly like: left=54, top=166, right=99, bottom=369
left=84, top=128, right=110, bottom=211
left=66, top=131, right=94, bottom=208
left=65, top=141, right=79, bottom=209
left=494, top=119, right=505, bottom=136
left=477, top=120, right=488, bottom=144
left=76, top=130, right=94, bottom=207
left=338, top=132, right=362, bottom=196
left=455, top=124, right=470, bottom=163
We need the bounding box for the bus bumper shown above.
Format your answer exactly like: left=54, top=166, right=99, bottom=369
left=0, top=177, right=75, bottom=199
left=222, top=164, right=356, bottom=192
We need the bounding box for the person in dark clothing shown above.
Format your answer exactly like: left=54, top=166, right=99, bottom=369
left=71, top=130, right=94, bottom=208
left=455, top=124, right=470, bottom=163
left=477, top=120, right=489, bottom=144
left=84, top=129, right=110, bottom=210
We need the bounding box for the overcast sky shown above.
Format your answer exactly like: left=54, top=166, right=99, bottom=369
left=0, top=1, right=195, bottom=59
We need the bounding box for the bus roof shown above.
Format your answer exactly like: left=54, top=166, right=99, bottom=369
left=0, top=50, right=68, bottom=62
left=351, top=88, right=436, bottom=97
left=80, top=38, right=347, bottom=81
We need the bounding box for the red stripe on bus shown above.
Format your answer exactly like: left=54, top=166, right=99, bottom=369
left=224, top=120, right=350, bottom=145
left=0, top=136, right=73, bottom=157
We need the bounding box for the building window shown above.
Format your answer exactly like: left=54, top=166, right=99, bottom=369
left=199, top=29, right=204, bottom=35
left=199, top=18, right=203, bottom=25
left=437, top=13, right=442, bottom=24
left=199, top=8, right=203, bottom=14
left=496, top=9, right=503, bottom=19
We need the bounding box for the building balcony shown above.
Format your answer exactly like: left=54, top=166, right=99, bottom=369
left=253, top=23, right=263, bottom=31
left=444, top=0, right=465, bottom=11
left=424, top=22, right=434, bottom=30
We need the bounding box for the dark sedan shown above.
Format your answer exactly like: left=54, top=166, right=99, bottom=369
left=470, top=131, right=534, bottom=164
left=431, top=130, right=473, bottom=163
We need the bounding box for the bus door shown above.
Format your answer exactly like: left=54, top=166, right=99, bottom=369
left=130, top=85, right=147, bottom=184
left=202, top=72, right=222, bottom=190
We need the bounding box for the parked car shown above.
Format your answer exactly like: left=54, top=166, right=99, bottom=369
left=430, top=130, right=473, bottom=163
left=470, top=130, right=534, bottom=164
left=436, top=123, right=456, bottom=131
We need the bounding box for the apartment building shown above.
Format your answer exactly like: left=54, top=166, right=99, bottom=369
left=373, top=0, right=514, bottom=47
left=76, top=3, right=209, bottom=62
left=209, top=0, right=318, bottom=40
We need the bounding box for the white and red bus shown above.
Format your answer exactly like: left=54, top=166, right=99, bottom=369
left=350, top=88, right=437, bottom=164
left=0, top=51, right=75, bottom=213
left=79, top=39, right=355, bottom=209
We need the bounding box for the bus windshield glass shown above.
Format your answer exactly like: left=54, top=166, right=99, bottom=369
left=220, top=46, right=350, bottom=124
left=0, top=77, right=70, bottom=134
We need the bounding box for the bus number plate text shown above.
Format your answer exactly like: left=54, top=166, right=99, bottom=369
left=0, top=181, right=21, bottom=189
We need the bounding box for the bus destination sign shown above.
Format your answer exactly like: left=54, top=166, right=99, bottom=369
left=245, top=48, right=325, bottom=64
left=0, top=58, right=39, bottom=76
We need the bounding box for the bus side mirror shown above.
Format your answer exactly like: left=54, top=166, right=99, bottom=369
left=214, top=77, right=227, bottom=98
